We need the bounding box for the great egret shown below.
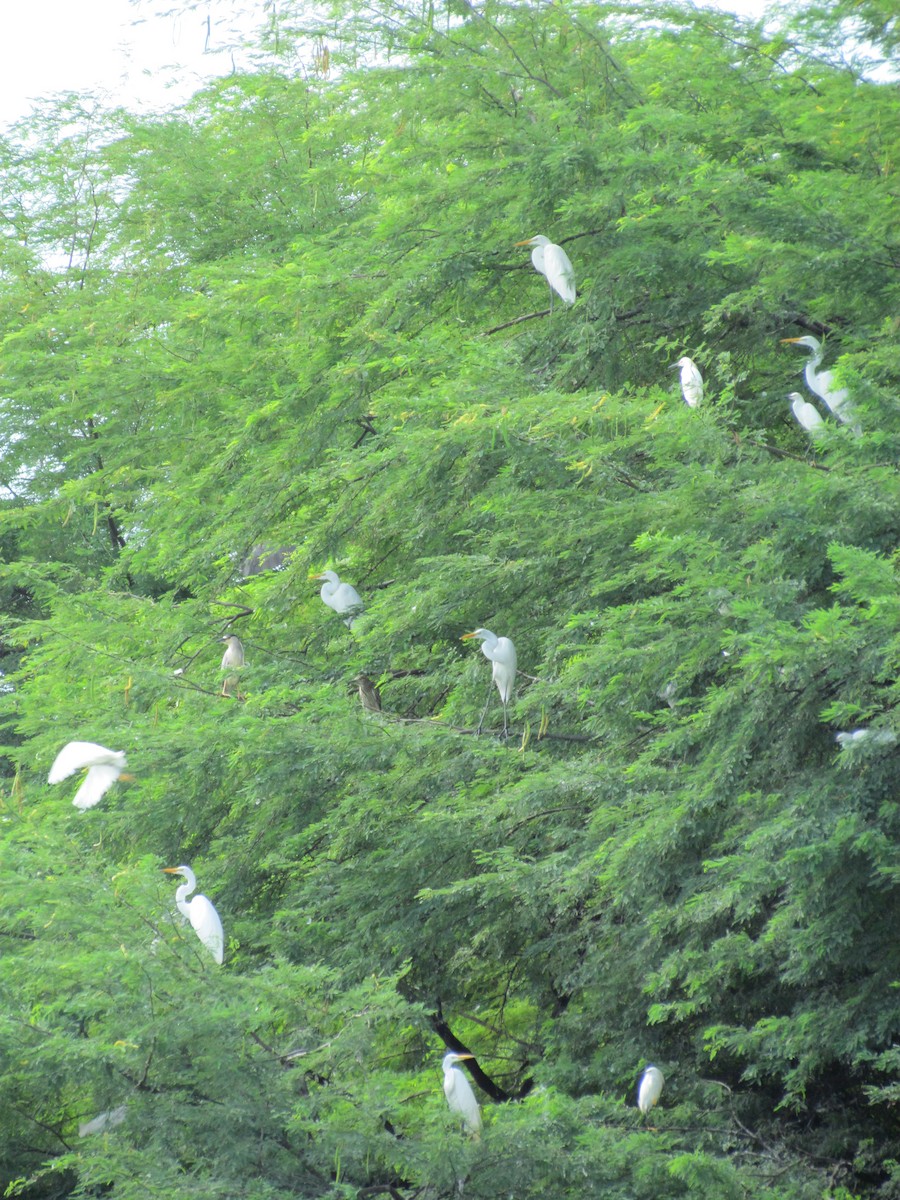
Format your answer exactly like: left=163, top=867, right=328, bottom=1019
left=312, top=570, right=362, bottom=626
left=354, top=672, right=382, bottom=713
left=220, top=634, right=244, bottom=697
left=836, top=728, right=896, bottom=749
left=514, top=235, right=576, bottom=308
left=79, top=1104, right=127, bottom=1138
left=670, top=357, right=703, bottom=407
left=461, top=628, right=517, bottom=737
left=789, top=392, right=824, bottom=434
left=163, top=866, right=224, bottom=965
left=781, top=336, right=854, bottom=424
left=442, top=1052, right=482, bottom=1137
left=637, top=1065, right=664, bottom=1116
left=48, top=741, right=131, bottom=810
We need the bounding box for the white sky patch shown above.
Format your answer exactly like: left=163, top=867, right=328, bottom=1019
left=0, top=0, right=261, bottom=129
left=0, top=0, right=797, bottom=131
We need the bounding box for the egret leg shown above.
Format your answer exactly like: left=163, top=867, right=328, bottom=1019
left=476, top=681, right=494, bottom=735
left=502, top=699, right=509, bottom=740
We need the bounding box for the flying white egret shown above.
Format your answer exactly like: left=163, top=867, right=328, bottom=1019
left=48, top=741, right=132, bottom=810
left=461, top=628, right=517, bottom=737
left=669, top=357, right=703, bottom=407
left=220, top=634, right=245, bottom=697
left=312, top=570, right=362, bottom=626
left=637, top=1065, right=664, bottom=1117
left=781, top=336, right=855, bottom=425
left=836, top=728, right=897, bottom=749
left=163, top=866, right=225, bottom=965
left=788, top=392, right=824, bottom=434
left=79, top=1104, right=127, bottom=1138
left=442, top=1052, right=482, bottom=1137
left=515, top=235, right=576, bottom=309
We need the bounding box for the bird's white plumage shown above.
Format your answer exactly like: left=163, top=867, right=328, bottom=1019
left=314, top=570, right=362, bottom=624
left=672, top=357, right=703, bottom=407
left=465, top=628, right=517, bottom=704
left=220, top=635, right=244, bottom=670
left=781, top=336, right=855, bottom=425
left=164, top=865, right=225, bottom=965
left=79, top=1104, right=127, bottom=1138
left=442, top=1052, right=482, bottom=1135
left=788, top=392, right=824, bottom=433
left=517, top=235, right=576, bottom=305
left=637, top=1065, right=664, bottom=1115
left=48, top=741, right=128, bottom=810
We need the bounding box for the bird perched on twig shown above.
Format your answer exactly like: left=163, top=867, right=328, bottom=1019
left=220, top=634, right=245, bottom=697
left=515, top=235, right=576, bottom=309
left=163, top=865, right=225, bottom=965
left=48, top=741, right=132, bottom=810
left=637, top=1065, right=664, bottom=1118
left=442, top=1051, right=482, bottom=1137
left=788, top=392, right=824, bottom=434
left=354, top=673, right=382, bottom=713
left=462, top=628, right=517, bottom=738
left=312, top=570, right=363, bottom=626
left=670, top=357, right=703, bottom=407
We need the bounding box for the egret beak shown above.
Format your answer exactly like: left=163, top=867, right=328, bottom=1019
left=667, top=363, right=680, bottom=370
left=309, top=573, right=325, bottom=580
left=780, top=337, right=802, bottom=344
left=461, top=632, right=477, bottom=641
left=454, top=1052, right=475, bottom=1060
left=514, top=238, right=535, bottom=246
left=118, top=773, right=136, bottom=783
left=162, top=867, right=181, bottom=874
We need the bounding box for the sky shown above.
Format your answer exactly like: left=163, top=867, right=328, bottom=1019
left=0, top=0, right=779, bottom=132
left=0, top=0, right=262, bottom=130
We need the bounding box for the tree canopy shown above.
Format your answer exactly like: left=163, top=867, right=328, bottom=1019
left=1, top=1, right=899, bottom=1197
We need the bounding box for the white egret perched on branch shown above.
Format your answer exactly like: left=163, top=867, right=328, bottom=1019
left=461, top=628, right=517, bottom=737
left=312, top=570, right=363, bottom=626
left=442, top=1052, right=482, bottom=1137
left=788, top=392, right=824, bottom=434
left=637, top=1065, right=664, bottom=1117
left=163, top=866, right=225, bottom=965
left=781, top=336, right=855, bottom=425
left=515, top=235, right=576, bottom=309
left=220, top=634, right=245, bottom=697
left=48, top=741, right=132, bottom=810
left=670, top=357, right=703, bottom=407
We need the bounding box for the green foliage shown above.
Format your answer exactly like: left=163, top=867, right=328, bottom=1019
left=1, top=1, right=899, bottom=1197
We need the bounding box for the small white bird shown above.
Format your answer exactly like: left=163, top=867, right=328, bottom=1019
left=670, top=357, right=703, bottom=407
left=442, top=1051, right=482, bottom=1137
left=312, top=570, right=363, bottom=626
left=48, top=741, right=131, bottom=810
left=781, top=335, right=855, bottom=425
left=220, top=634, right=245, bottom=697
left=461, top=628, right=517, bottom=737
left=515, top=235, right=576, bottom=308
left=789, top=392, right=824, bottom=434
left=637, top=1065, right=664, bottom=1116
left=163, top=865, right=225, bottom=965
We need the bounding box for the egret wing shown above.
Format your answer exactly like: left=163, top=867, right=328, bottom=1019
left=48, top=741, right=119, bottom=783
left=333, top=582, right=362, bottom=613
left=542, top=243, right=576, bottom=304
left=190, top=894, right=225, bottom=964
left=72, top=764, right=122, bottom=810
